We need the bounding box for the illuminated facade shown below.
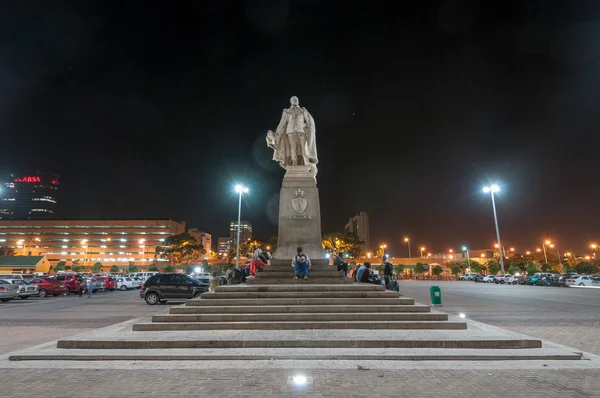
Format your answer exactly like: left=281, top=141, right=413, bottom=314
left=217, top=237, right=232, bottom=256
left=229, top=220, right=252, bottom=242
left=1, top=172, right=60, bottom=220
left=0, top=219, right=186, bottom=266
left=188, top=228, right=212, bottom=258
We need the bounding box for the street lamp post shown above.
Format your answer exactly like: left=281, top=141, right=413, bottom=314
left=420, top=246, right=425, bottom=258
left=591, top=244, right=597, bottom=260
left=462, top=246, right=471, bottom=268
left=234, top=184, right=249, bottom=269
left=542, top=240, right=550, bottom=265
left=549, top=243, right=560, bottom=264
left=404, top=237, right=411, bottom=259
left=483, top=184, right=505, bottom=274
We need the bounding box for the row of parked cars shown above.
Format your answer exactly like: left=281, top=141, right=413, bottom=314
left=459, top=272, right=600, bottom=287
left=0, top=272, right=159, bottom=302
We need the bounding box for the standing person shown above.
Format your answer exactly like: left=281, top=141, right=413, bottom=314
left=86, top=277, right=94, bottom=298
left=292, top=247, right=311, bottom=279
left=78, top=277, right=86, bottom=298
left=383, top=261, right=394, bottom=285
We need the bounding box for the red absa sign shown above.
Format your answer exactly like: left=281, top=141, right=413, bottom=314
left=14, top=176, right=41, bottom=183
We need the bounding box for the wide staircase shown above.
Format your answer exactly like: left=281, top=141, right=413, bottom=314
left=247, top=259, right=353, bottom=285
left=133, top=283, right=467, bottom=331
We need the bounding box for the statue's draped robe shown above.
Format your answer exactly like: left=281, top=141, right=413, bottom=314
left=267, top=107, right=318, bottom=169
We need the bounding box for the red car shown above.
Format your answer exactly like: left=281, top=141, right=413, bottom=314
left=94, top=276, right=117, bottom=291
left=28, top=277, right=67, bottom=297
left=54, top=273, right=85, bottom=294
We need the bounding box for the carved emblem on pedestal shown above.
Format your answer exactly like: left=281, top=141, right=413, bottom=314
left=290, top=189, right=310, bottom=219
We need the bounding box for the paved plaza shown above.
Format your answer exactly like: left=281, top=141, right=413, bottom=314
left=1, top=282, right=600, bottom=397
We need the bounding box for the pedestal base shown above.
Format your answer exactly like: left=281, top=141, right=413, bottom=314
left=273, top=165, right=324, bottom=262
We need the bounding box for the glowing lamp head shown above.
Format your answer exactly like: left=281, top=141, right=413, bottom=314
left=462, top=246, right=467, bottom=251
left=404, top=237, right=409, bottom=242
left=545, top=240, right=551, bottom=245
left=234, top=184, right=249, bottom=193
left=483, top=184, right=500, bottom=193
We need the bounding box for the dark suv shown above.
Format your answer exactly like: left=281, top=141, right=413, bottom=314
left=54, top=273, right=85, bottom=294
left=140, top=273, right=209, bottom=305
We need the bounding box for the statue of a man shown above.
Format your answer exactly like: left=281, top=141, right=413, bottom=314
left=266, top=96, right=318, bottom=171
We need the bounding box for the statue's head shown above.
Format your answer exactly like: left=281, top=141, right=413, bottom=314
left=290, top=96, right=299, bottom=106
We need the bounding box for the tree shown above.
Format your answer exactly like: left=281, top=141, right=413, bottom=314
left=54, top=261, right=66, bottom=272
left=432, top=265, right=444, bottom=279
left=562, top=263, right=576, bottom=273
left=128, top=262, right=139, bottom=273
left=414, top=263, right=425, bottom=277
left=488, top=264, right=500, bottom=275
left=470, top=263, right=481, bottom=273
left=541, top=263, right=551, bottom=272
left=72, top=265, right=83, bottom=273
left=163, top=265, right=175, bottom=273
left=322, top=232, right=364, bottom=258
left=109, top=265, right=120, bottom=273
left=574, top=261, right=599, bottom=275
left=155, top=233, right=204, bottom=265
left=527, top=264, right=539, bottom=276
left=507, top=265, right=521, bottom=275
left=91, top=262, right=102, bottom=274
left=393, top=265, right=405, bottom=276
left=450, top=264, right=462, bottom=276
left=148, top=265, right=158, bottom=272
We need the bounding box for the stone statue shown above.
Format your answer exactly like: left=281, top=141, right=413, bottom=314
left=266, top=96, right=318, bottom=173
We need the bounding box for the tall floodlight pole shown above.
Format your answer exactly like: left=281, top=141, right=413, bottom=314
left=234, top=184, right=249, bottom=269
left=462, top=246, right=471, bottom=268
left=542, top=240, right=550, bottom=265
left=483, top=184, right=505, bottom=274
left=404, top=237, right=411, bottom=259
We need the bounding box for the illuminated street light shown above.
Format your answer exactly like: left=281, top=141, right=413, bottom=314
left=542, top=240, right=550, bottom=264
left=404, top=237, right=411, bottom=259
left=526, top=251, right=531, bottom=255
left=420, top=246, right=425, bottom=258
left=462, top=246, right=471, bottom=267
left=591, top=244, right=597, bottom=259
left=234, top=184, right=249, bottom=268
left=483, top=184, right=505, bottom=273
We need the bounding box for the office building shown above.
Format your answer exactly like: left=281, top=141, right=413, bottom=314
left=344, top=211, right=370, bottom=252
left=1, top=172, right=60, bottom=220
left=188, top=228, right=212, bottom=257
left=217, top=237, right=232, bottom=255
left=229, top=220, right=252, bottom=242
left=0, top=219, right=186, bottom=266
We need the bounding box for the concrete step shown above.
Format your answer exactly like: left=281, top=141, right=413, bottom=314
left=10, top=347, right=580, bottom=362
left=262, top=265, right=338, bottom=272
left=215, top=284, right=385, bottom=292
left=271, top=259, right=329, bottom=266
left=185, top=297, right=415, bottom=306
left=170, top=304, right=431, bottom=314
left=132, top=320, right=467, bottom=331
left=247, top=277, right=354, bottom=285
left=152, top=313, right=449, bottom=322
left=256, top=270, right=344, bottom=278
left=199, top=291, right=400, bottom=299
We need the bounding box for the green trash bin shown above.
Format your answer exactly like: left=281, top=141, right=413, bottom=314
left=429, top=286, right=442, bottom=307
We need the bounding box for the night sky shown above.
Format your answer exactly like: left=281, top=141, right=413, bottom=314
left=2, top=0, right=600, bottom=256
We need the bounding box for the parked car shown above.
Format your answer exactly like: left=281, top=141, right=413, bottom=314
left=482, top=275, right=496, bottom=283
left=115, top=277, right=138, bottom=290
left=472, top=274, right=485, bottom=283
left=134, top=272, right=159, bottom=282
left=557, top=273, right=579, bottom=287
left=494, top=274, right=512, bottom=284
left=28, top=277, right=67, bottom=297
left=503, top=275, right=520, bottom=284
left=459, top=273, right=478, bottom=281
left=9, top=280, right=39, bottom=299
left=0, top=279, right=19, bottom=301
left=0, top=274, right=27, bottom=283
left=566, top=275, right=594, bottom=286
left=94, top=276, right=117, bottom=291
left=54, top=273, right=85, bottom=295
left=88, top=277, right=106, bottom=292
left=518, top=275, right=529, bottom=285
left=140, top=273, right=209, bottom=305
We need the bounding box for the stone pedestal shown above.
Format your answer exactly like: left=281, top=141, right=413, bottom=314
left=272, top=165, right=324, bottom=264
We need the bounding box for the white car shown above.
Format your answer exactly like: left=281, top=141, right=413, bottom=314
left=0, top=279, right=19, bottom=302
left=482, top=275, right=496, bottom=283
left=503, top=275, right=520, bottom=284
left=566, top=276, right=593, bottom=286
left=494, top=274, right=512, bottom=284
left=9, top=280, right=39, bottom=299
left=116, top=277, right=138, bottom=290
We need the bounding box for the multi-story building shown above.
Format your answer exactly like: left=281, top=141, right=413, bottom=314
left=0, top=219, right=186, bottom=266
left=229, top=220, right=252, bottom=242
left=344, top=211, right=370, bottom=252
left=188, top=228, right=212, bottom=258
left=1, top=172, right=60, bottom=220
left=217, top=237, right=232, bottom=256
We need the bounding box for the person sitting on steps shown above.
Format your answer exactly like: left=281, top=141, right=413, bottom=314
left=332, top=251, right=349, bottom=276
left=356, top=262, right=383, bottom=285
left=292, top=246, right=311, bottom=279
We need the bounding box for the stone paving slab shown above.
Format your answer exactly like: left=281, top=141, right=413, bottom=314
left=1, top=368, right=599, bottom=397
